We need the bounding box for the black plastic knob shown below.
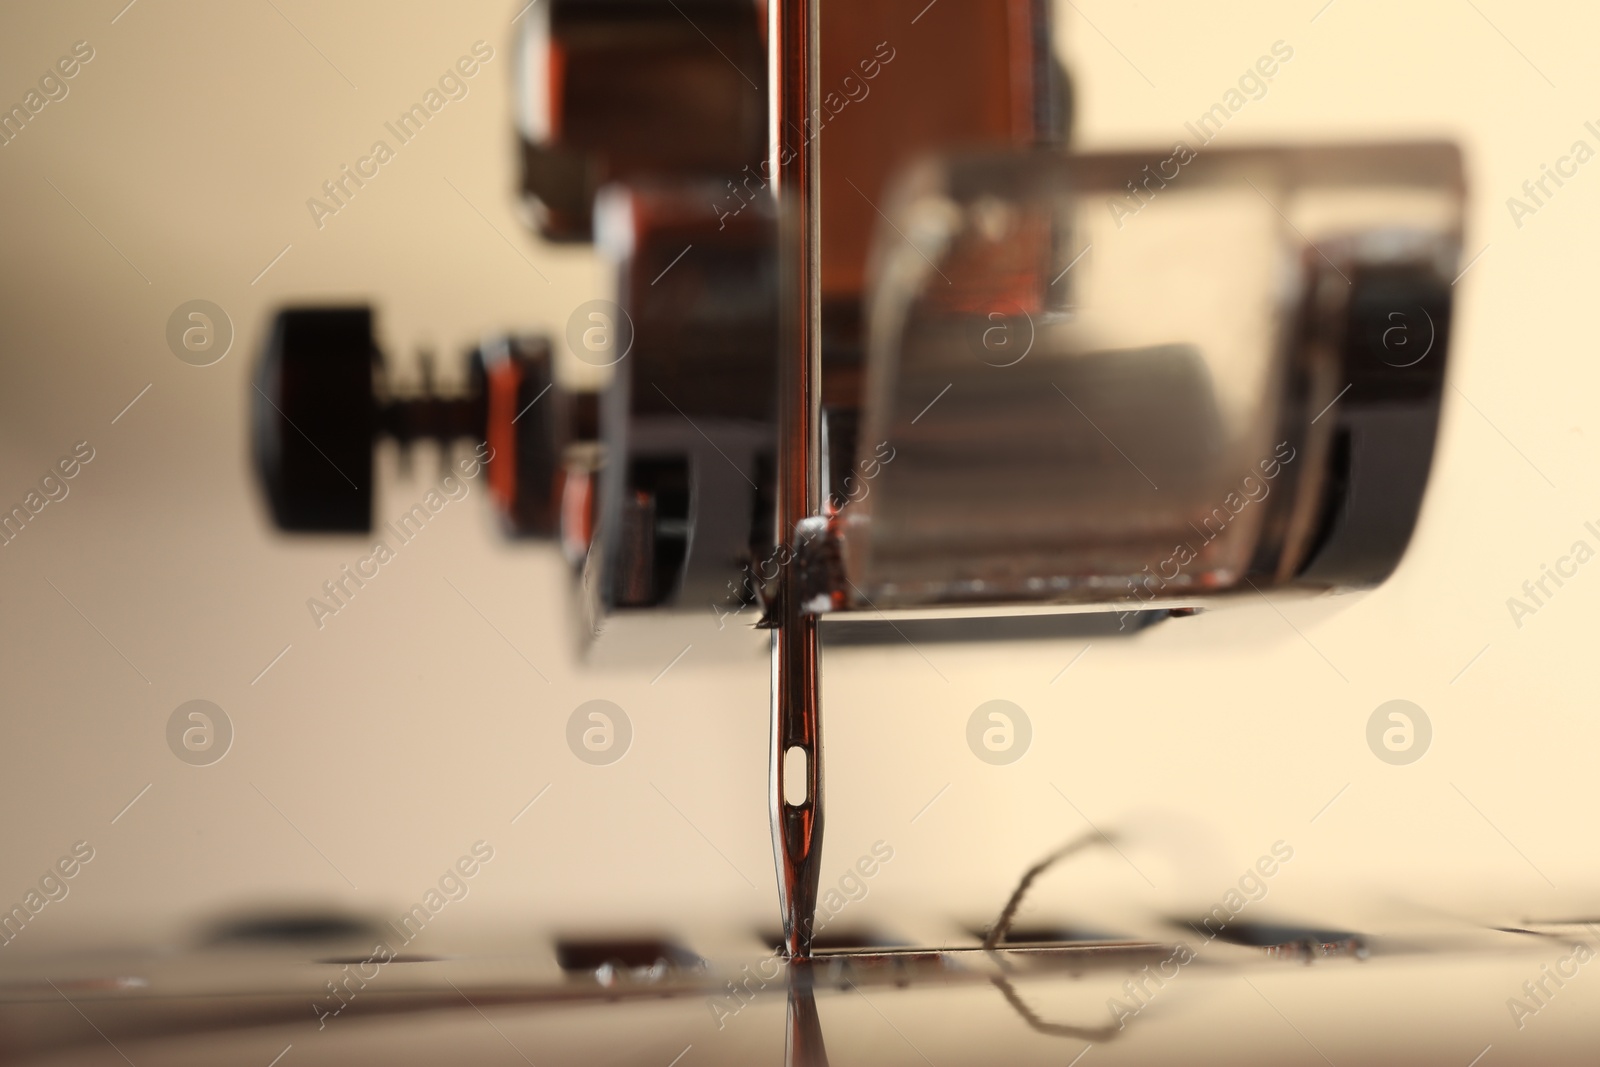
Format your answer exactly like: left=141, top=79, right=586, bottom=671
left=252, top=307, right=377, bottom=533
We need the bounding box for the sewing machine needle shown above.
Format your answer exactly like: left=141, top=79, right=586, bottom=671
left=770, top=0, right=823, bottom=960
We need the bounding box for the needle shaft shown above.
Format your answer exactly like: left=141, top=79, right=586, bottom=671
left=769, top=0, right=824, bottom=960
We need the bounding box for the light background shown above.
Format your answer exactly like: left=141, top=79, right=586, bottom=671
left=0, top=0, right=1594, bottom=960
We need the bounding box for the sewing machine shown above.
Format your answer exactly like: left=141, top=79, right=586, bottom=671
left=4, top=1, right=1594, bottom=1064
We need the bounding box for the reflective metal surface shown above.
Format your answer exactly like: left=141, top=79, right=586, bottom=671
left=833, top=143, right=1464, bottom=614
left=2, top=921, right=1595, bottom=1065
left=769, top=0, right=826, bottom=961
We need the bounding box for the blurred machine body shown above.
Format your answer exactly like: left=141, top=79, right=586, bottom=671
left=230, top=1, right=1480, bottom=1064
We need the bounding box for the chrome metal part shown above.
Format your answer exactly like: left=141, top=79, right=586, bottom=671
left=830, top=143, right=1464, bottom=614
left=770, top=0, right=824, bottom=961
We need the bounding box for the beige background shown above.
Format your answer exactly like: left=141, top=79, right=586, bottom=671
left=0, top=0, right=1595, bottom=968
